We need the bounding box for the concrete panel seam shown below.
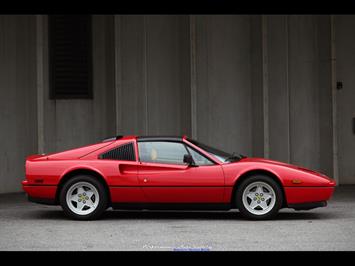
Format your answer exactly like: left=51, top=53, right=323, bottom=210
left=143, top=16, right=149, bottom=134
left=36, top=15, right=45, bottom=154
left=286, top=15, right=291, bottom=163
left=190, top=15, right=197, bottom=139
left=330, top=15, right=339, bottom=183
left=114, top=15, right=122, bottom=134
left=262, top=15, right=270, bottom=158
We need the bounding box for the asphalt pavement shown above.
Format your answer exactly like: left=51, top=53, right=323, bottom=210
left=0, top=186, right=354, bottom=251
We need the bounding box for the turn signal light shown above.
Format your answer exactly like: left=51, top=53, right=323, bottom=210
left=292, top=179, right=302, bottom=184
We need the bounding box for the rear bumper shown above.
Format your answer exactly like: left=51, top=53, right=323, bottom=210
left=22, top=180, right=58, bottom=205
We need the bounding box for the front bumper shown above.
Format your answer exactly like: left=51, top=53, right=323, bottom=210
left=284, top=186, right=335, bottom=205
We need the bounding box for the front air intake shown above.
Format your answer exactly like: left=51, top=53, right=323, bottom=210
left=99, top=142, right=135, bottom=161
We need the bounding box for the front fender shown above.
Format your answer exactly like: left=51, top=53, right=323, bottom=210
left=222, top=163, right=285, bottom=187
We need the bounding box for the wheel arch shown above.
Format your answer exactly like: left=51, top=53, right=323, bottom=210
left=55, top=168, right=111, bottom=206
left=230, top=169, right=287, bottom=208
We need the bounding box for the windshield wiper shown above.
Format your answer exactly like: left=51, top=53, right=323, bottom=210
left=226, top=152, right=246, bottom=162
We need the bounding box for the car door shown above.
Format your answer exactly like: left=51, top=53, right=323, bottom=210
left=136, top=141, right=225, bottom=203
left=97, top=141, right=146, bottom=203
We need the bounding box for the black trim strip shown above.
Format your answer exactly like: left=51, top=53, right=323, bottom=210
left=28, top=196, right=57, bottom=205
left=288, top=201, right=327, bottom=210
left=23, top=184, right=57, bottom=187
left=109, top=186, right=232, bottom=188
left=111, top=202, right=231, bottom=210
left=102, top=135, right=124, bottom=142
left=137, top=136, right=182, bottom=142
left=284, top=186, right=334, bottom=188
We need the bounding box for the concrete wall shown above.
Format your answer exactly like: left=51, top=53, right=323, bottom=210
left=0, top=16, right=38, bottom=193
left=335, top=16, right=355, bottom=184
left=116, top=15, right=191, bottom=136
left=193, top=15, right=333, bottom=176
left=267, top=15, right=333, bottom=174
left=1, top=15, right=354, bottom=193
left=42, top=15, right=116, bottom=153
left=194, top=15, right=258, bottom=156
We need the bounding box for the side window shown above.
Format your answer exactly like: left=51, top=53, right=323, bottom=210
left=99, top=142, right=135, bottom=161
left=138, top=141, right=188, bottom=165
left=186, top=146, right=215, bottom=166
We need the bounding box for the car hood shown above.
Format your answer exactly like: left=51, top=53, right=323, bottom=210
left=239, top=157, right=328, bottom=177
left=233, top=157, right=335, bottom=187
left=240, top=157, right=298, bottom=168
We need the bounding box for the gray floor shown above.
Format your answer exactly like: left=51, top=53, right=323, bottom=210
left=0, top=186, right=354, bottom=251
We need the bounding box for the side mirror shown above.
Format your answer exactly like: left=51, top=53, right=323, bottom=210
left=183, top=154, right=195, bottom=166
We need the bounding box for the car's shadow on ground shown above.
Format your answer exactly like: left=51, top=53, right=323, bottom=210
left=28, top=208, right=336, bottom=221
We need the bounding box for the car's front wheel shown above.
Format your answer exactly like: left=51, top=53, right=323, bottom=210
left=235, top=175, right=283, bottom=220
left=59, top=175, right=108, bottom=220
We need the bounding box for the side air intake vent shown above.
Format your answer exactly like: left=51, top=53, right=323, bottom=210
left=99, top=143, right=135, bottom=161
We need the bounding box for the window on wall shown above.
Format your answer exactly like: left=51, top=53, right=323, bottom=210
left=49, top=15, right=93, bottom=99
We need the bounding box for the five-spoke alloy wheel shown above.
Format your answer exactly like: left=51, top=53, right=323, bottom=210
left=60, top=175, right=108, bottom=220
left=236, top=175, right=283, bottom=220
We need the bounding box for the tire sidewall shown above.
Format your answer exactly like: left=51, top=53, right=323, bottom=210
left=236, top=175, right=283, bottom=220
left=59, top=175, right=107, bottom=220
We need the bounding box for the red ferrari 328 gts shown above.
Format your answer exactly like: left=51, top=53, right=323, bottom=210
left=22, top=135, right=336, bottom=220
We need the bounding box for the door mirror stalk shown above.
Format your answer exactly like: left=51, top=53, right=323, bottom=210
left=183, top=154, right=197, bottom=167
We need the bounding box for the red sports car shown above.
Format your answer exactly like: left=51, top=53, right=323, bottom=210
left=22, top=135, right=336, bottom=220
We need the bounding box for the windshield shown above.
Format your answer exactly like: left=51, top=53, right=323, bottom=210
left=187, top=138, right=244, bottom=163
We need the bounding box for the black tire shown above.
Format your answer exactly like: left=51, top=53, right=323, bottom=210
left=235, top=175, right=283, bottom=220
left=59, top=175, right=108, bottom=220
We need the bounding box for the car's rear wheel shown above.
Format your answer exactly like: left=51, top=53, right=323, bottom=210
left=59, top=175, right=108, bottom=220
left=236, top=175, right=283, bottom=220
